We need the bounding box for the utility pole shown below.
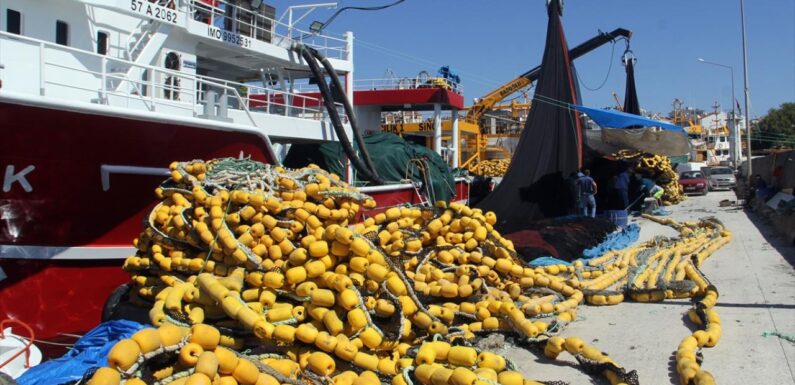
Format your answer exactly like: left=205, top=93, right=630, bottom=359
left=740, top=0, right=752, bottom=180
left=712, top=101, right=721, bottom=164
left=697, top=58, right=736, bottom=166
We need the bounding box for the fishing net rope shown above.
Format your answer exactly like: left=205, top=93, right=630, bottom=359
left=87, top=158, right=728, bottom=385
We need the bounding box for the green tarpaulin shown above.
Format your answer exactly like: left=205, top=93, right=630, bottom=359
left=668, top=155, right=690, bottom=167
left=283, top=133, right=456, bottom=202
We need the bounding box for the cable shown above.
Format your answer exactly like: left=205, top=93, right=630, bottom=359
left=749, top=138, right=795, bottom=144
left=298, top=0, right=406, bottom=39
left=529, top=92, right=574, bottom=110
left=750, top=132, right=794, bottom=139
left=576, top=41, right=616, bottom=91
left=353, top=39, right=503, bottom=88
left=318, top=0, right=405, bottom=34
left=749, top=131, right=795, bottom=138
left=499, top=86, right=535, bottom=104
left=751, top=135, right=795, bottom=141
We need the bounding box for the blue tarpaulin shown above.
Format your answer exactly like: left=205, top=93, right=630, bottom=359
left=574, top=105, right=684, bottom=132
left=528, top=224, right=640, bottom=266
left=581, top=223, right=640, bottom=259
left=18, top=320, right=146, bottom=385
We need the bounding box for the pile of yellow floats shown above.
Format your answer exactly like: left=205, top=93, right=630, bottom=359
left=614, top=151, right=685, bottom=205
left=637, top=154, right=685, bottom=205
left=467, top=159, right=510, bottom=177
left=88, top=158, right=729, bottom=385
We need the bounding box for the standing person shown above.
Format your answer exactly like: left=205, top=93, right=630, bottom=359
left=567, top=171, right=581, bottom=215
left=577, top=169, right=597, bottom=217
left=613, top=166, right=631, bottom=210
left=630, top=173, right=647, bottom=213
left=752, top=174, right=769, bottom=201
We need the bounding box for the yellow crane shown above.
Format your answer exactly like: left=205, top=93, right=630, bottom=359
left=464, top=28, right=632, bottom=126
left=612, top=92, right=623, bottom=111
left=385, top=29, right=633, bottom=169
left=459, top=28, right=632, bottom=169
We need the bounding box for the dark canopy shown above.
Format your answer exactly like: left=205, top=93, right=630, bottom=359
left=477, top=0, right=582, bottom=233
left=622, top=56, right=640, bottom=115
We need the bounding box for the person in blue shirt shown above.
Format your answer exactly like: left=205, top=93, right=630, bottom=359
left=577, top=169, right=598, bottom=217
left=566, top=171, right=581, bottom=215
left=640, top=175, right=655, bottom=192
left=753, top=174, right=770, bottom=201
left=640, top=175, right=664, bottom=207
left=611, top=167, right=631, bottom=209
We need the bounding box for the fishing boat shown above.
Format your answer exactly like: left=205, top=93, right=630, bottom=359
left=0, top=0, right=468, bottom=348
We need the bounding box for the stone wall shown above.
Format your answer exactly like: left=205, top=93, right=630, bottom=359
left=745, top=150, right=795, bottom=189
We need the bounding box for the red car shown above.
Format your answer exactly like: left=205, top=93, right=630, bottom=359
left=679, top=171, right=708, bottom=195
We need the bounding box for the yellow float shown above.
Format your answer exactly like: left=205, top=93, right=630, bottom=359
left=89, top=158, right=730, bottom=385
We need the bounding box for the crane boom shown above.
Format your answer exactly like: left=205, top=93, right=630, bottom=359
left=612, top=92, right=623, bottom=111
left=466, top=28, right=632, bottom=124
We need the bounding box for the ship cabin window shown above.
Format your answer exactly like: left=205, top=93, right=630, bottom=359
left=6, top=9, right=21, bottom=34
left=141, top=70, right=149, bottom=97
left=164, top=52, right=181, bottom=100
left=56, top=20, right=69, bottom=45
left=97, top=31, right=109, bottom=55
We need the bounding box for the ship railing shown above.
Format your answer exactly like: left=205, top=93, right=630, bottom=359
left=353, top=78, right=464, bottom=94
left=0, top=30, right=343, bottom=127
left=186, top=0, right=348, bottom=59
left=195, top=73, right=347, bottom=122
left=125, top=17, right=160, bottom=62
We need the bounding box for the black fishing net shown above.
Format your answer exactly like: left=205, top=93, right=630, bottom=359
left=476, top=0, right=584, bottom=234
left=505, top=217, right=617, bottom=263
left=623, top=58, right=640, bottom=115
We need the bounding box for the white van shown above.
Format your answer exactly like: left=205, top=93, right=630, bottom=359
left=675, top=162, right=709, bottom=174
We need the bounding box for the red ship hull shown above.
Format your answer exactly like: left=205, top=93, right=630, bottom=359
left=0, top=99, right=275, bottom=350
left=0, top=99, right=469, bottom=351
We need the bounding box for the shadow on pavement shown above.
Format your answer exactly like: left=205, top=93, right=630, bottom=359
left=667, top=350, right=680, bottom=385
left=622, top=300, right=795, bottom=309
left=715, top=301, right=795, bottom=310
left=742, top=207, right=795, bottom=268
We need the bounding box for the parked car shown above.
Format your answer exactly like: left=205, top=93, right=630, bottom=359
left=705, top=167, right=736, bottom=190
left=679, top=171, right=708, bottom=195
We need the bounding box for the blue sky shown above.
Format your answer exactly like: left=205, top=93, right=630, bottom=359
left=272, top=0, right=794, bottom=118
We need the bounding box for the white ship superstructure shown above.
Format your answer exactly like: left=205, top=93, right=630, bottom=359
left=1, top=0, right=355, bottom=142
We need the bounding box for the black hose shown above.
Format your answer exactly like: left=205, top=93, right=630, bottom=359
left=311, top=48, right=381, bottom=181
left=294, top=44, right=384, bottom=184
